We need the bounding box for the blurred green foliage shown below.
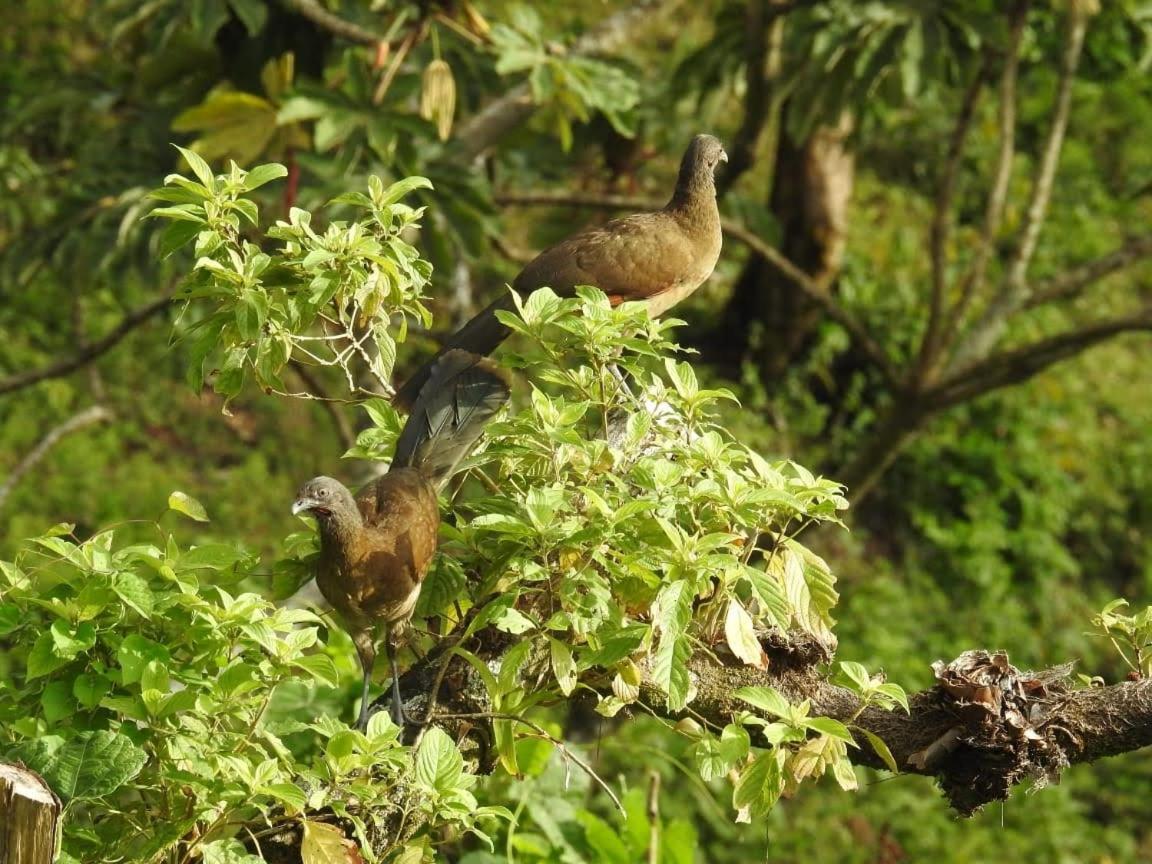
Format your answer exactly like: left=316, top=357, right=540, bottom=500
left=3, top=0, right=1152, bottom=861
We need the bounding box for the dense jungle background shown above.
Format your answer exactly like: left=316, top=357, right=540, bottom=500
left=2, top=1, right=1152, bottom=862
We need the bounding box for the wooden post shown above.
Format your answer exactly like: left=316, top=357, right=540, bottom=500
left=0, top=763, right=61, bottom=864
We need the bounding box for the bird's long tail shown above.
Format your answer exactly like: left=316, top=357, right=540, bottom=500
left=392, top=293, right=516, bottom=412
left=391, top=349, right=510, bottom=489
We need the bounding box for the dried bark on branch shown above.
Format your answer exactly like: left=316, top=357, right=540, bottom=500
left=386, top=626, right=1152, bottom=819
left=0, top=406, right=113, bottom=512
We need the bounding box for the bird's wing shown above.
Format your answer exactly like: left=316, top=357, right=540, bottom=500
left=513, top=213, right=701, bottom=302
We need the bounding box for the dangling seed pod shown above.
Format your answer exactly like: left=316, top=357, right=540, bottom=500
left=420, top=59, right=456, bottom=141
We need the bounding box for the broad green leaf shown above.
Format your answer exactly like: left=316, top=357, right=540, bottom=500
left=201, top=839, right=264, bottom=864
left=732, top=749, right=784, bottom=822
left=243, top=162, right=288, bottom=191
left=859, top=727, right=899, bottom=774
left=651, top=580, right=693, bottom=711
left=27, top=632, right=71, bottom=679
left=168, top=491, right=209, bottom=522
left=415, top=727, right=464, bottom=794
left=17, top=730, right=147, bottom=802
left=301, top=820, right=359, bottom=864
left=117, top=634, right=171, bottom=685
left=549, top=637, right=577, bottom=695
left=734, top=686, right=790, bottom=719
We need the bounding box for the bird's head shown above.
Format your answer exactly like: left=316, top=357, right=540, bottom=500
left=292, top=476, right=355, bottom=521
left=688, top=133, right=728, bottom=175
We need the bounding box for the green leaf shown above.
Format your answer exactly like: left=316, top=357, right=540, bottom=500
left=0, top=602, right=21, bottom=635
left=27, top=632, right=71, bottom=679
left=651, top=580, right=693, bottom=711
left=181, top=543, right=245, bottom=571
left=260, top=782, right=307, bottom=813
left=73, top=673, right=113, bottom=709
left=202, top=839, right=265, bottom=864
left=301, top=820, right=358, bottom=864
left=15, top=730, right=148, bottom=802
left=549, top=637, right=577, bottom=696
left=415, top=726, right=464, bottom=794
left=113, top=571, right=155, bottom=618
left=734, top=686, right=790, bottom=719
left=293, top=653, right=340, bottom=688
left=168, top=491, right=209, bottom=522
left=242, top=162, right=287, bottom=192
left=732, top=749, right=784, bottom=821
left=41, top=680, right=75, bottom=723
left=859, top=727, right=899, bottom=774
left=50, top=620, right=96, bottom=659
left=577, top=811, right=631, bottom=864
left=117, top=634, right=171, bottom=685
left=374, top=175, right=433, bottom=208
left=174, top=145, right=216, bottom=190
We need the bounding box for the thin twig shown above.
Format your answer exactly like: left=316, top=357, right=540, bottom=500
left=945, top=1, right=1030, bottom=344
left=0, top=294, right=173, bottom=396
left=918, top=52, right=992, bottom=379
left=433, top=710, right=624, bottom=813
left=0, top=406, right=113, bottom=511
left=1024, top=233, right=1152, bottom=309
left=289, top=361, right=357, bottom=450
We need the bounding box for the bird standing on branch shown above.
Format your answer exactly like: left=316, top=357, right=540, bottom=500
left=292, top=350, right=510, bottom=730
left=392, top=133, right=727, bottom=410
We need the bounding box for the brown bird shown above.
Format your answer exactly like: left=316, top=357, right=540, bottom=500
left=392, top=133, right=727, bottom=410
left=292, top=350, right=510, bottom=729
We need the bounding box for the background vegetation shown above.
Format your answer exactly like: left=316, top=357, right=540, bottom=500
left=2, top=0, right=1151, bottom=861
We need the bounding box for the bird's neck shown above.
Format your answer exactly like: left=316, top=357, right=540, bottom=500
left=666, top=167, right=716, bottom=220
left=317, top=506, right=364, bottom=561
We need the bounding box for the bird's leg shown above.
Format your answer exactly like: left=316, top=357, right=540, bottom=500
left=352, top=630, right=377, bottom=732
left=383, top=638, right=408, bottom=727
left=609, top=362, right=636, bottom=401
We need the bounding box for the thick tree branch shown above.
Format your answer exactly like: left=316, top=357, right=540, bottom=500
left=397, top=628, right=1152, bottom=819
left=1024, top=233, right=1152, bottom=309
left=931, top=308, right=1152, bottom=409
left=494, top=190, right=900, bottom=385
left=451, top=0, right=670, bottom=164
left=0, top=406, right=112, bottom=511
left=953, top=4, right=1090, bottom=367
left=0, top=295, right=172, bottom=397
left=918, top=53, right=992, bottom=378
left=945, top=1, right=1030, bottom=347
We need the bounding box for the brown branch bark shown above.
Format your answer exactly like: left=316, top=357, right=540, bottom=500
left=278, top=0, right=385, bottom=46
left=288, top=361, right=357, bottom=452
left=918, top=53, right=992, bottom=378
left=494, top=190, right=899, bottom=385
left=392, top=626, right=1152, bottom=819
left=930, top=308, right=1152, bottom=409
left=944, top=1, right=1030, bottom=346
left=0, top=295, right=172, bottom=397
left=450, top=0, right=670, bottom=164
left=1024, top=233, right=1152, bottom=309
left=954, top=4, right=1091, bottom=366
left=0, top=406, right=113, bottom=511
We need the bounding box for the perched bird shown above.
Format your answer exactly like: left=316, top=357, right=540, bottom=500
left=292, top=350, right=510, bottom=729
left=392, top=133, right=727, bottom=410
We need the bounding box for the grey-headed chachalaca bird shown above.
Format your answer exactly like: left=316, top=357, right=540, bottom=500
left=392, top=133, right=727, bottom=410
left=292, top=350, right=509, bottom=729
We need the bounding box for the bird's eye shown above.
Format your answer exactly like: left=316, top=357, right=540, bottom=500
left=318, top=488, right=329, bottom=498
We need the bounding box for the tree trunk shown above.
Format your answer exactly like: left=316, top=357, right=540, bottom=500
left=712, top=115, right=855, bottom=382
left=0, top=763, right=61, bottom=864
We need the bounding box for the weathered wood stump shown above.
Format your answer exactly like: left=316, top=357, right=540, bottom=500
left=0, top=763, right=61, bottom=864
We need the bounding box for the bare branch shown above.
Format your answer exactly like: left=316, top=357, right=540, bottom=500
left=451, top=0, right=670, bottom=164
left=953, top=4, right=1091, bottom=366
left=277, top=0, right=385, bottom=46
left=1024, top=233, right=1152, bottom=309
left=918, top=53, right=992, bottom=377
left=494, top=189, right=901, bottom=385
left=945, top=1, right=1030, bottom=343
left=288, top=361, right=357, bottom=452
left=0, top=295, right=172, bottom=397
left=0, top=406, right=112, bottom=511
left=715, top=0, right=784, bottom=197
left=931, top=308, right=1152, bottom=409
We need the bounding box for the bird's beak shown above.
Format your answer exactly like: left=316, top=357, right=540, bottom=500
left=292, top=498, right=316, bottom=516
left=719, top=149, right=729, bottom=164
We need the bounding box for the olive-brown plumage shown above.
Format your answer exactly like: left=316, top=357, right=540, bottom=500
left=293, top=350, right=509, bottom=729
left=393, top=134, right=727, bottom=410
